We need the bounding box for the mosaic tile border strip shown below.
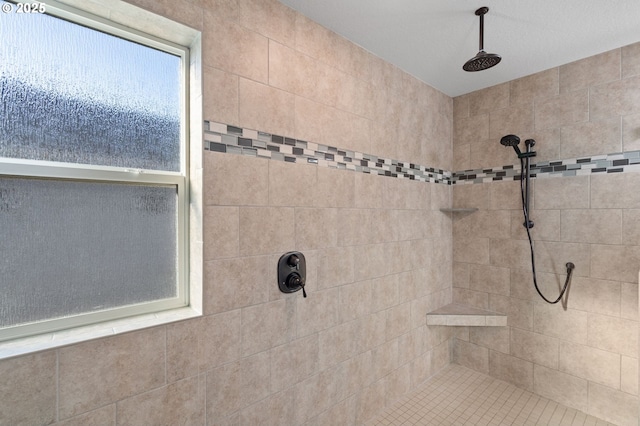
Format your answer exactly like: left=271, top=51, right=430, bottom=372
left=452, top=151, right=640, bottom=184
left=204, top=121, right=451, bottom=184
left=204, top=120, right=640, bottom=185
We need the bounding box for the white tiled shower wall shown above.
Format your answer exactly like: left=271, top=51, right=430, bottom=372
left=0, top=1, right=639, bottom=425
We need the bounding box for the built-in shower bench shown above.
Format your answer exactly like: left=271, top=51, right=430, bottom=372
left=426, top=304, right=507, bottom=327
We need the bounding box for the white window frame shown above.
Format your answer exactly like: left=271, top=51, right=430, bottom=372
left=0, top=0, right=202, bottom=355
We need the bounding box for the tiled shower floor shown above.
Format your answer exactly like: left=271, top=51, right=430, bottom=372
left=366, top=364, right=616, bottom=426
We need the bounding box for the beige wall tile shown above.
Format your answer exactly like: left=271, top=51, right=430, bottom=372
left=116, top=377, right=203, bottom=425
left=386, top=302, right=412, bottom=341
left=356, top=379, right=387, bottom=424
left=0, top=351, right=56, bottom=426
left=453, top=339, right=489, bottom=373
left=534, top=364, right=588, bottom=413
left=167, top=319, right=200, bottom=383
left=489, top=104, right=534, bottom=140
left=590, top=244, right=640, bottom=284
left=620, top=283, right=638, bottom=321
left=238, top=0, right=295, bottom=46
left=592, top=173, right=640, bottom=209
left=453, top=262, right=470, bottom=289
left=203, top=256, right=270, bottom=314
left=568, top=276, right=620, bottom=317
left=534, top=304, right=587, bottom=344
left=453, top=237, right=490, bottom=265
left=489, top=294, right=533, bottom=331
left=238, top=388, right=296, bottom=426
left=590, top=75, right=640, bottom=120
left=296, top=287, right=339, bottom=337
left=622, top=112, right=640, bottom=151
left=354, top=172, right=384, bottom=209
left=452, top=288, right=489, bottom=310
left=510, top=69, right=559, bottom=106
left=312, top=394, right=357, bottom=426
left=339, top=281, right=372, bottom=323
left=588, top=382, right=638, bottom=426
left=511, top=209, right=561, bottom=242
left=241, top=299, right=295, bottom=356
left=588, top=313, right=638, bottom=357
left=358, top=312, right=387, bottom=352
left=55, top=405, right=115, bottom=426
left=559, top=49, right=621, bottom=93
left=204, top=152, right=269, bottom=206
left=293, top=95, right=328, bottom=142
left=560, top=118, right=621, bottom=159
left=559, top=342, right=620, bottom=389
left=268, top=160, right=317, bottom=207
left=58, top=328, right=165, bottom=419
left=316, top=246, right=354, bottom=290
left=468, top=83, right=510, bottom=115
left=489, top=350, right=534, bottom=392
left=535, top=90, right=589, bottom=130
left=454, top=113, right=489, bottom=146
left=511, top=328, right=559, bottom=369
left=239, top=207, right=295, bottom=256
left=371, top=339, right=399, bottom=381
left=318, top=321, right=358, bottom=370
left=314, top=167, right=355, bottom=208
left=239, top=78, right=295, bottom=137
left=294, top=369, right=341, bottom=424
left=489, top=238, right=532, bottom=271
left=453, top=182, right=489, bottom=209
left=511, top=267, right=580, bottom=303
left=270, top=334, right=319, bottom=392
left=489, top=180, right=523, bottom=211
left=371, top=275, right=399, bottom=313
left=452, top=143, right=470, bottom=171
left=622, top=41, right=640, bottom=78
left=203, top=11, right=267, bottom=83
left=204, top=206, right=239, bottom=260
left=535, top=175, right=590, bottom=210
left=199, top=310, right=241, bottom=372
left=470, top=210, right=511, bottom=240
left=203, top=66, right=238, bottom=125
left=206, top=352, right=270, bottom=420
left=621, top=355, right=638, bottom=395
left=560, top=209, right=622, bottom=245
left=295, top=208, right=338, bottom=250
left=354, top=243, right=389, bottom=280
left=525, top=128, right=562, bottom=163
left=469, top=137, right=519, bottom=170
left=453, top=95, right=469, bottom=120
left=469, top=327, right=509, bottom=354
left=468, top=264, right=510, bottom=296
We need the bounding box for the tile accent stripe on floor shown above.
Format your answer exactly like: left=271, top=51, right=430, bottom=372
left=204, top=120, right=640, bottom=186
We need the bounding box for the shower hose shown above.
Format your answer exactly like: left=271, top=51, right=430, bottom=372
left=520, top=157, right=575, bottom=304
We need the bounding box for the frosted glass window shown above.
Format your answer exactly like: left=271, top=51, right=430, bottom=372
left=0, top=177, right=178, bottom=328
left=0, top=2, right=190, bottom=341
left=0, top=1, right=181, bottom=171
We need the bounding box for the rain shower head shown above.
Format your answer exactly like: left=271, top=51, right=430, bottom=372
left=500, top=134, right=522, bottom=156
left=463, top=7, right=501, bottom=72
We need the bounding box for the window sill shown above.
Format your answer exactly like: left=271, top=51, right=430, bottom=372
left=0, top=307, right=201, bottom=360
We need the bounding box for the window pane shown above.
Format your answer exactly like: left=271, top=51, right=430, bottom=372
left=0, top=177, right=178, bottom=328
left=0, top=3, right=181, bottom=171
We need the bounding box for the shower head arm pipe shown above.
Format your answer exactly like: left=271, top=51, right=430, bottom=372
left=477, top=6, right=487, bottom=51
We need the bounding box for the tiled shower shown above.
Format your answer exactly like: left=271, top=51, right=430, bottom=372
left=1, top=0, right=639, bottom=425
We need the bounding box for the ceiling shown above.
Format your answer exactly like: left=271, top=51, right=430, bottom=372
left=278, top=0, right=640, bottom=97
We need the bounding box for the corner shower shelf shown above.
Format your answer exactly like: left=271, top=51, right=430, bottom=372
left=426, top=304, right=507, bottom=327
left=439, top=208, right=478, bottom=213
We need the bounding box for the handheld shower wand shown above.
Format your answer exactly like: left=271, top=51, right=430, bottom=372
left=499, top=134, right=574, bottom=305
